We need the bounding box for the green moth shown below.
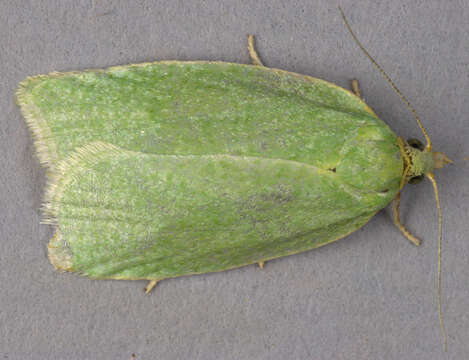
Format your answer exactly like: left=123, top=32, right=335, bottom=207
left=16, top=9, right=451, bottom=311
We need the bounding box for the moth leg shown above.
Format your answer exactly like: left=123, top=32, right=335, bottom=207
left=257, top=261, right=265, bottom=269
left=247, top=35, right=264, bottom=66
left=144, top=280, right=159, bottom=294
left=392, top=192, right=421, bottom=246
left=351, top=79, right=361, bottom=98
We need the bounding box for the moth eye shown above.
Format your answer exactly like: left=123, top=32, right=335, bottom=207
left=407, top=138, right=424, bottom=151
left=408, top=175, right=424, bottom=184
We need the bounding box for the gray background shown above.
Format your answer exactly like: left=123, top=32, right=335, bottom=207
left=1, top=1, right=468, bottom=359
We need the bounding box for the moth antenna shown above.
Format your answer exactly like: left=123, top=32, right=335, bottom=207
left=339, top=6, right=447, bottom=349
left=338, top=6, right=432, bottom=151
left=426, top=172, right=447, bottom=351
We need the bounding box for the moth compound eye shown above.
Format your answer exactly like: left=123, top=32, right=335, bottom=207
left=407, top=138, right=424, bottom=151
left=408, top=175, right=424, bottom=184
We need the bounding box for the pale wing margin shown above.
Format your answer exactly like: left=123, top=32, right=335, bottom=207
left=16, top=77, right=59, bottom=169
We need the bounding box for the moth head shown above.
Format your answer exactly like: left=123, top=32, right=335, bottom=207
left=404, top=138, right=452, bottom=185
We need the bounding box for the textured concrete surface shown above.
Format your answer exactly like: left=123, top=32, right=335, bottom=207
left=1, top=1, right=468, bottom=359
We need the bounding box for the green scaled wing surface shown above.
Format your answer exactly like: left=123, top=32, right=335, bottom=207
left=47, top=143, right=396, bottom=280
left=17, top=61, right=404, bottom=279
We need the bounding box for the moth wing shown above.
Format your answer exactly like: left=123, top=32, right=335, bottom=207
left=16, top=62, right=383, bottom=172
left=47, top=142, right=381, bottom=280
